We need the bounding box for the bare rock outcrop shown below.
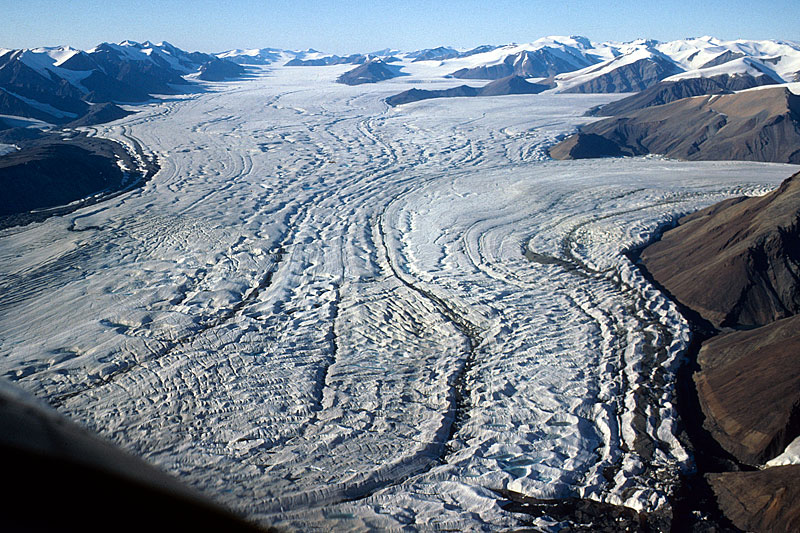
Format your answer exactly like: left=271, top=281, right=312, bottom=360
left=547, top=132, right=623, bottom=159
left=592, top=73, right=777, bottom=116
left=707, top=466, right=800, bottom=533
left=694, top=314, right=800, bottom=465
left=640, top=172, right=800, bottom=531
left=639, top=171, right=800, bottom=329
left=562, top=56, right=681, bottom=93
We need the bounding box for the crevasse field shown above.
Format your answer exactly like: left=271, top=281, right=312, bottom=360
left=0, top=65, right=795, bottom=530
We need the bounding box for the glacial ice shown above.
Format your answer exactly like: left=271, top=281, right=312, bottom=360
left=0, top=65, right=795, bottom=531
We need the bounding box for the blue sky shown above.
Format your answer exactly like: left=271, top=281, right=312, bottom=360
left=3, top=0, right=798, bottom=53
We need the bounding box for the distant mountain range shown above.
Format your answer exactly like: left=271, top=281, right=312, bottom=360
left=0, top=41, right=245, bottom=128
left=216, top=36, right=800, bottom=92
left=2, top=36, right=798, bottom=130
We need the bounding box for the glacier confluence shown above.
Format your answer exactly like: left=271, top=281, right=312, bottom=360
left=0, top=64, right=794, bottom=530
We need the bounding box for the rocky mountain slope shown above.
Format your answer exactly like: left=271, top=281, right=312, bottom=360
left=562, top=52, right=682, bottom=93
left=640, top=172, right=800, bottom=532
left=591, top=72, right=777, bottom=116
left=0, top=139, right=127, bottom=217
left=695, top=314, right=800, bottom=465
left=707, top=466, right=800, bottom=533
left=640, top=171, right=800, bottom=328
left=551, top=87, right=800, bottom=163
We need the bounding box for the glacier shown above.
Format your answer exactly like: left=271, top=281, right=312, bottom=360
left=0, top=64, right=795, bottom=530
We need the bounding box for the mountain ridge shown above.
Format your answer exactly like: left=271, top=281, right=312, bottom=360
left=0, top=41, right=247, bottom=128
left=551, top=87, right=800, bottom=163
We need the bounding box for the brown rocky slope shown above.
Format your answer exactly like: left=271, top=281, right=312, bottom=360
left=550, top=87, right=800, bottom=163
left=640, top=172, right=800, bottom=532
left=640, top=171, right=800, bottom=329
left=695, top=314, right=800, bottom=465
left=707, top=466, right=800, bottom=533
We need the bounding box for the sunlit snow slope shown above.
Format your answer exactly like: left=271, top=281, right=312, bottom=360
left=0, top=65, right=795, bottom=531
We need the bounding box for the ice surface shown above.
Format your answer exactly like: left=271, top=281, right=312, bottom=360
left=0, top=64, right=795, bottom=531
left=766, top=435, right=800, bottom=467
left=0, top=143, right=19, bottom=156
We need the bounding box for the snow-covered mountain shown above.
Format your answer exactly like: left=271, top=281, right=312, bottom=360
left=216, top=47, right=286, bottom=65
left=213, top=36, right=800, bottom=94
left=443, top=36, right=614, bottom=79
left=217, top=47, right=403, bottom=66
left=555, top=36, right=800, bottom=93
left=3, top=35, right=799, bottom=129
left=386, top=35, right=800, bottom=93
left=0, top=40, right=244, bottom=127
left=284, top=52, right=374, bottom=66
left=405, top=46, right=462, bottom=62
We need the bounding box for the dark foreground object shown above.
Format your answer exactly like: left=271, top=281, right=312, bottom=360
left=0, top=380, right=269, bottom=533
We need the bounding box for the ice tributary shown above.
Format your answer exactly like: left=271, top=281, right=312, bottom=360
left=0, top=65, right=795, bottom=531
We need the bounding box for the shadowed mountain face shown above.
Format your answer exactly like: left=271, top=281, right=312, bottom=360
left=0, top=140, right=127, bottom=217
left=337, top=60, right=404, bottom=85
left=477, top=74, right=551, bottom=95
left=198, top=58, right=248, bottom=81
left=640, top=171, right=800, bottom=329
left=547, top=133, right=624, bottom=160
left=386, top=75, right=549, bottom=106
left=0, top=51, right=90, bottom=118
left=563, top=56, right=682, bottom=93
left=64, top=101, right=132, bottom=127
left=386, top=85, right=480, bottom=106
left=551, top=88, right=800, bottom=163
left=450, top=48, right=596, bottom=80
left=592, top=73, right=778, bottom=116
left=0, top=42, right=244, bottom=126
